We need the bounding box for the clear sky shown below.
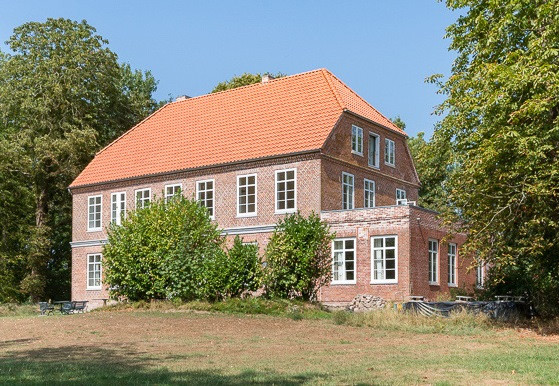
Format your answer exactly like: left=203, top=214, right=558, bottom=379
left=0, top=1, right=458, bottom=138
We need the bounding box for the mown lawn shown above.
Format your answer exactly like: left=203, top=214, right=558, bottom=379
left=1, top=307, right=558, bottom=385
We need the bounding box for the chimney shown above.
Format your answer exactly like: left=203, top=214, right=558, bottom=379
left=261, top=74, right=274, bottom=83
left=175, top=95, right=190, bottom=102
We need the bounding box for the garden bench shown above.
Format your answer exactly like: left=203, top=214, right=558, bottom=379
left=71, top=301, right=88, bottom=313
left=39, top=302, right=54, bottom=316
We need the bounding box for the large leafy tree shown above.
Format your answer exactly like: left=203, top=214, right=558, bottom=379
left=211, top=72, right=285, bottom=93
left=432, top=1, right=559, bottom=314
left=0, top=18, right=158, bottom=301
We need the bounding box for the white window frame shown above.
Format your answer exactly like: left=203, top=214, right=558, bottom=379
left=342, top=172, right=354, bottom=210
left=110, top=192, right=126, bottom=226
left=385, top=138, right=395, bottom=166
left=364, top=179, right=376, bottom=208
left=86, top=253, right=102, bottom=290
left=164, top=183, right=182, bottom=202
left=396, top=189, right=407, bottom=205
left=368, top=132, right=380, bottom=168
left=428, top=239, right=439, bottom=285
left=196, top=179, right=215, bottom=220
left=87, top=195, right=102, bottom=232
left=351, top=125, right=363, bottom=156
left=476, top=264, right=485, bottom=289
left=275, top=168, right=297, bottom=214
left=237, top=174, right=257, bottom=217
left=331, top=238, right=357, bottom=285
left=135, top=188, right=151, bottom=210
left=371, top=235, right=398, bottom=284
left=448, top=243, right=457, bottom=287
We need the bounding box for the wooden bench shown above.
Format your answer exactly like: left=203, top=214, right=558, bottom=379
left=71, top=301, right=88, bottom=313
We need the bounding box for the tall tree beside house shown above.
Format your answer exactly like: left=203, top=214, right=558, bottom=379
left=432, top=0, right=559, bottom=315
left=211, top=72, right=285, bottom=93
left=0, top=18, right=158, bottom=301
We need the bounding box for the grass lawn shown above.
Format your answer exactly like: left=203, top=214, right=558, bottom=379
left=1, top=306, right=558, bottom=385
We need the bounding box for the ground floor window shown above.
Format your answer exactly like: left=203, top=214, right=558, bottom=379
left=428, top=239, right=439, bottom=284
left=371, top=236, right=397, bottom=283
left=87, top=254, right=102, bottom=290
left=331, top=238, right=356, bottom=284
left=448, top=243, right=457, bottom=286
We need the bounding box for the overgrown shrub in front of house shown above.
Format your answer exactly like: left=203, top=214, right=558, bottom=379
left=264, top=212, right=334, bottom=300
left=103, top=196, right=224, bottom=301
left=200, top=236, right=262, bottom=301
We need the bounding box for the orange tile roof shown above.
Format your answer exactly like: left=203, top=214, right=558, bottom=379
left=70, top=69, right=404, bottom=188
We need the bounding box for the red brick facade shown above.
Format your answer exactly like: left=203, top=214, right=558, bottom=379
left=71, top=103, right=472, bottom=307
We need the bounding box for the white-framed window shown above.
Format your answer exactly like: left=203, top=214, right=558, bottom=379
left=396, top=189, right=407, bottom=205
left=364, top=179, right=375, bottom=208
left=197, top=179, right=215, bottom=219
left=87, top=254, right=102, bottom=290
left=428, top=239, right=439, bottom=285
left=164, top=184, right=182, bottom=202
left=135, top=188, right=151, bottom=209
left=331, top=238, right=356, bottom=284
left=448, top=243, right=457, bottom=287
left=371, top=235, right=398, bottom=284
left=110, top=192, right=126, bottom=226
left=385, top=138, right=395, bottom=166
left=342, top=172, right=354, bottom=210
left=87, top=195, right=102, bottom=231
left=368, top=132, right=380, bottom=168
left=275, top=169, right=297, bottom=214
left=237, top=174, right=257, bottom=217
left=351, top=125, right=363, bottom=155
left=476, top=264, right=485, bottom=288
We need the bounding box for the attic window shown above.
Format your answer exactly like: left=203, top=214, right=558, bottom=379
left=351, top=125, right=363, bottom=156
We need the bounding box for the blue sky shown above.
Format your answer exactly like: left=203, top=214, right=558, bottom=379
left=0, top=1, right=457, bottom=138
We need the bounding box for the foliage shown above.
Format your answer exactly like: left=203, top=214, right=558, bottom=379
left=264, top=212, right=334, bottom=300
left=407, top=131, right=453, bottom=212
left=211, top=72, right=285, bottom=93
left=200, top=236, right=262, bottom=300
left=391, top=115, right=406, bottom=130
left=103, top=196, right=223, bottom=301
left=431, top=0, right=559, bottom=315
left=0, top=18, right=158, bottom=301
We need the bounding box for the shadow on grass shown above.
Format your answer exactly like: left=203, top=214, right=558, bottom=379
left=0, top=345, right=325, bottom=385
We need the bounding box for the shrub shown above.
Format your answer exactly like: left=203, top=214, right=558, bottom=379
left=103, top=196, right=223, bottom=301
left=200, top=236, right=262, bottom=300
left=264, top=212, right=334, bottom=300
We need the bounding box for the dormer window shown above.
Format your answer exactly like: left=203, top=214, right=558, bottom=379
left=351, top=125, right=363, bottom=156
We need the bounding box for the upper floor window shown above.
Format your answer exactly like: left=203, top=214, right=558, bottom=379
left=332, top=238, right=356, bottom=284
left=275, top=169, right=297, bottom=214
left=385, top=138, right=395, bottom=166
left=371, top=235, right=397, bottom=284
left=237, top=174, right=257, bottom=217
left=364, top=179, right=375, bottom=208
left=87, top=253, right=102, bottom=290
left=342, top=172, right=354, bottom=210
left=135, top=188, right=151, bottom=210
left=197, top=179, right=215, bottom=219
left=165, top=184, right=182, bottom=202
left=448, top=243, right=457, bottom=287
left=396, top=189, right=407, bottom=205
left=351, top=125, right=363, bottom=155
left=476, top=264, right=485, bottom=288
left=368, top=133, right=380, bottom=168
left=87, top=195, right=102, bottom=231
left=428, top=239, right=439, bottom=285
left=110, top=192, right=126, bottom=226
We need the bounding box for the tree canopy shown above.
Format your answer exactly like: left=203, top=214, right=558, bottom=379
left=432, top=0, right=559, bottom=314
left=211, top=72, right=285, bottom=93
left=0, top=18, right=159, bottom=301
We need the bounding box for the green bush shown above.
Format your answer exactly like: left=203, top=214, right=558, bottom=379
left=264, top=212, right=334, bottom=300
left=103, top=196, right=223, bottom=301
left=200, top=236, right=262, bottom=300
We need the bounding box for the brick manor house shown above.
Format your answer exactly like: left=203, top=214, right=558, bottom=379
left=69, top=69, right=477, bottom=307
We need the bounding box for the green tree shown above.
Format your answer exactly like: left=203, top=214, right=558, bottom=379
left=0, top=18, right=158, bottom=301
left=264, top=212, right=334, bottom=300
left=211, top=72, right=285, bottom=93
left=391, top=116, right=406, bottom=130
left=432, top=0, right=559, bottom=315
